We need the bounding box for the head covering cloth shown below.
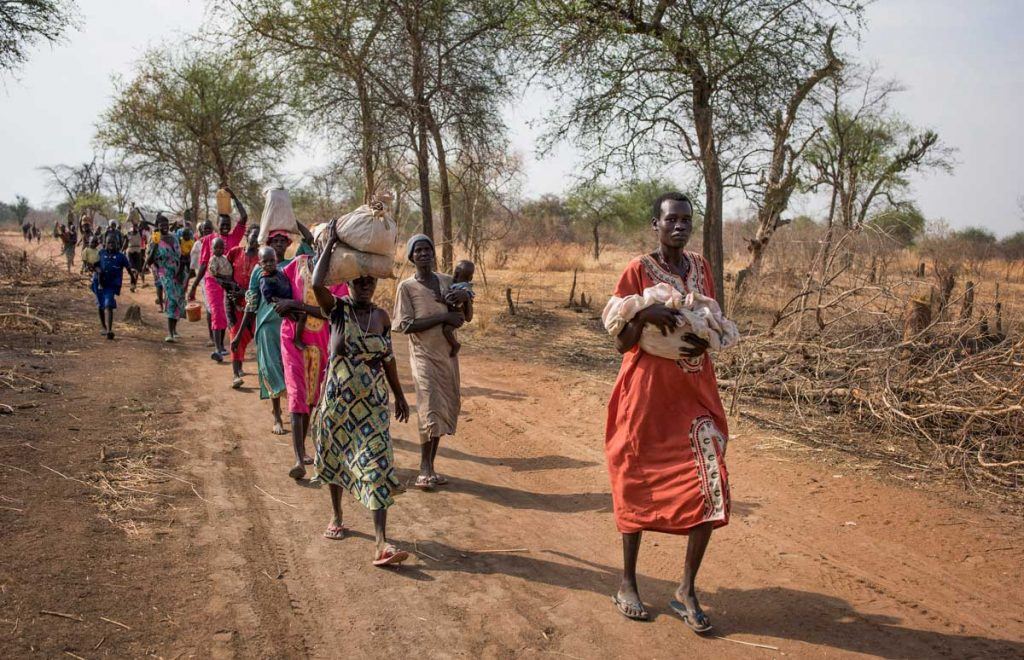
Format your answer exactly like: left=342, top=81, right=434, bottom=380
left=405, top=233, right=434, bottom=262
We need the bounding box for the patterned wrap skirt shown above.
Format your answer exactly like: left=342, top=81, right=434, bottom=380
left=311, top=329, right=400, bottom=511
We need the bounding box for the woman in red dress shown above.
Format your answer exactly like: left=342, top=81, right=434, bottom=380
left=604, top=192, right=730, bottom=633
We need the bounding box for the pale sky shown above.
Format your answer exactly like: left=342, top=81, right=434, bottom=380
left=1, top=0, right=1022, bottom=235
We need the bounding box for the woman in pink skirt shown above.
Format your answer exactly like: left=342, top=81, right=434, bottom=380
left=274, top=251, right=348, bottom=479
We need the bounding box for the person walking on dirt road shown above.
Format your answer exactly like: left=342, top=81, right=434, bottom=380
left=274, top=238, right=347, bottom=480
left=233, top=229, right=313, bottom=439
left=59, top=223, right=77, bottom=272
left=222, top=226, right=260, bottom=388
left=308, top=219, right=412, bottom=566
left=189, top=187, right=249, bottom=362
left=602, top=192, right=728, bottom=633
left=393, top=234, right=472, bottom=490
left=89, top=233, right=137, bottom=340
left=142, top=213, right=186, bottom=343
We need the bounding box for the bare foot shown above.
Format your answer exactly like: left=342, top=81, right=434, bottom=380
left=272, top=420, right=286, bottom=435
left=288, top=463, right=305, bottom=479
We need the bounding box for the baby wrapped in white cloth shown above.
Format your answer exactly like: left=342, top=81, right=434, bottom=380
left=602, top=282, right=740, bottom=359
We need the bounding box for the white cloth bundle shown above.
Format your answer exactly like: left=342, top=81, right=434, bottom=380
left=602, top=283, right=740, bottom=359
left=312, top=223, right=394, bottom=284
left=334, top=198, right=397, bottom=256
left=257, top=187, right=299, bottom=244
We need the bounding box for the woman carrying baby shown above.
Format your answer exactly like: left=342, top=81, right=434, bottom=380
left=602, top=192, right=730, bottom=634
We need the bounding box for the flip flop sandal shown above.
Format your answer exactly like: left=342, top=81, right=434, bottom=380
left=303, top=455, right=314, bottom=465
left=323, top=524, right=349, bottom=540
left=430, top=475, right=449, bottom=486
left=288, top=464, right=306, bottom=480
left=413, top=476, right=434, bottom=490
left=164, top=335, right=176, bottom=343
left=210, top=351, right=224, bottom=363
left=372, top=544, right=409, bottom=567
left=612, top=594, right=650, bottom=621
left=669, top=600, right=713, bottom=634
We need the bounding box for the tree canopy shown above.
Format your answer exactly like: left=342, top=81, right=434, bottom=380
left=0, top=0, right=77, bottom=72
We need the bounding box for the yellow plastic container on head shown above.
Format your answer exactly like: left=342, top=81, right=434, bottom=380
left=216, top=188, right=232, bottom=216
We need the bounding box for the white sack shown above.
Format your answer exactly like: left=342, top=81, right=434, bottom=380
left=313, top=223, right=395, bottom=284
left=334, top=199, right=397, bottom=256
left=258, top=187, right=299, bottom=244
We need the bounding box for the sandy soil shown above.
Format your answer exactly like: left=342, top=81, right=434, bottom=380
left=1, top=234, right=1022, bottom=659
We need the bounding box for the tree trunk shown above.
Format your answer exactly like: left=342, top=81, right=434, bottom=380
left=960, top=281, right=974, bottom=320
left=692, top=79, right=725, bottom=305
left=357, top=78, right=376, bottom=203
left=427, top=110, right=453, bottom=272
left=407, top=10, right=433, bottom=240
left=592, top=222, right=601, bottom=260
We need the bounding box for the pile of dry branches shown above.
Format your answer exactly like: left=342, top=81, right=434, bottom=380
left=724, top=273, right=1023, bottom=495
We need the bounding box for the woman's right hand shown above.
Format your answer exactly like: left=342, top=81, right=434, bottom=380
left=637, top=303, right=681, bottom=336
left=444, top=312, right=466, bottom=328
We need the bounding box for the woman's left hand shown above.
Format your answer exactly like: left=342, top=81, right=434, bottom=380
left=680, top=333, right=710, bottom=358
left=394, top=397, right=410, bottom=423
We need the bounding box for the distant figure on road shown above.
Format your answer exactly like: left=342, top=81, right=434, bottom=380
left=602, top=192, right=729, bottom=634
left=59, top=223, right=77, bottom=272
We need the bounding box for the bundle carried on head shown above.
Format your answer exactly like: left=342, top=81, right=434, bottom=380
left=258, top=186, right=299, bottom=244
left=314, top=193, right=397, bottom=284
left=602, top=283, right=740, bottom=360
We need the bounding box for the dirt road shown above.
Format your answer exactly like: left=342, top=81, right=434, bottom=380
left=2, top=235, right=1023, bottom=658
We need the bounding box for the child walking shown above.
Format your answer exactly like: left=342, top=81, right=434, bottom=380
left=90, top=234, right=136, bottom=340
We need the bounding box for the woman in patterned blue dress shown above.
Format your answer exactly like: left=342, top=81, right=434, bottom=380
left=142, top=213, right=186, bottom=342
left=309, top=218, right=412, bottom=567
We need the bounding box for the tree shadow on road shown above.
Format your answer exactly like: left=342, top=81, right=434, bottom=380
left=431, top=473, right=611, bottom=513
left=392, top=436, right=599, bottom=473
left=706, top=585, right=1024, bottom=658
left=410, top=543, right=1023, bottom=657
left=461, top=385, right=528, bottom=401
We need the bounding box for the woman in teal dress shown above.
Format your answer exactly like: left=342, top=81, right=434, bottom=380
left=143, top=213, right=185, bottom=342
left=309, top=218, right=412, bottom=567
left=234, top=229, right=311, bottom=435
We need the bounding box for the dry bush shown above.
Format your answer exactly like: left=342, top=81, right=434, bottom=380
left=722, top=243, right=1023, bottom=497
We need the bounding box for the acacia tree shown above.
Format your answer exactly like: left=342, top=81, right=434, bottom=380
left=372, top=0, right=515, bottom=270
left=38, top=156, right=105, bottom=210
left=225, top=0, right=392, bottom=203
left=528, top=0, right=864, bottom=305
left=0, top=0, right=77, bottom=72
left=736, top=27, right=843, bottom=292
left=97, top=45, right=293, bottom=221
left=226, top=0, right=515, bottom=271
left=804, top=68, right=954, bottom=279
left=102, top=154, right=139, bottom=218
left=13, top=195, right=30, bottom=225
left=566, top=178, right=671, bottom=260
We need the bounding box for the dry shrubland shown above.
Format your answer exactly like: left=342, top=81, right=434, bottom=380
left=436, top=221, right=1023, bottom=500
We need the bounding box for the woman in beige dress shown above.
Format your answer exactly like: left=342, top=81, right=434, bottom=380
left=392, top=234, right=472, bottom=489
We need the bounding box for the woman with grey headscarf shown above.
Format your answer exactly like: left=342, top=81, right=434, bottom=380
left=392, top=234, right=472, bottom=489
